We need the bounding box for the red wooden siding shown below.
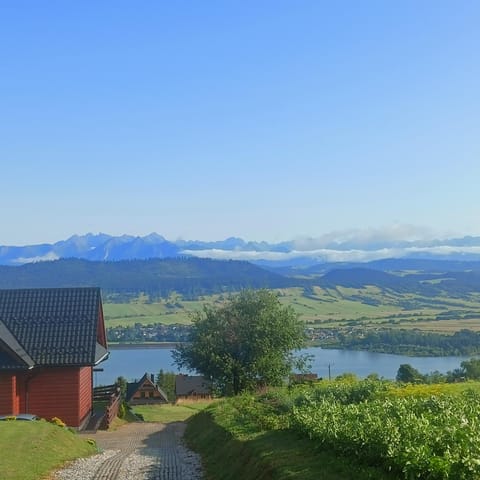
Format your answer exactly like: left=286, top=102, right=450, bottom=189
left=0, top=374, right=18, bottom=415
left=78, top=366, right=93, bottom=424
left=11, top=367, right=93, bottom=427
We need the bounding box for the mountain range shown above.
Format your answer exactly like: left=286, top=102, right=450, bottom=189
left=2, top=232, right=480, bottom=267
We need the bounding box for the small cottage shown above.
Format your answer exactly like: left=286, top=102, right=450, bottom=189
left=126, top=373, right=169, bottom=405
left=0, top=287, right=108, bottom=428
left=175, top=374, right=212, bottom=401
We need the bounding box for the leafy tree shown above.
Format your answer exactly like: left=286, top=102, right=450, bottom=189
left=115, top=376, right=128, bottom=398
left=156, top=369, right=176, bottom=402
left=446, top=368, right=465, bottom=383
left=396, top=364, right=425, bottom=383
left=460, top=357, right=480, bottom=380
left=423, top=370, right=447, bottom=384
left=173, top=289, right=306, bottom=395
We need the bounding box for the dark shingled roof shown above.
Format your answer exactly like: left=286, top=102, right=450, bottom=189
left=0, top=287, right=108, bottom=369
left=175, top=374, right=212, bottom=396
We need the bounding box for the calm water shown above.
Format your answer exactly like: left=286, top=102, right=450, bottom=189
left=94, top=346, right=473, bottom=386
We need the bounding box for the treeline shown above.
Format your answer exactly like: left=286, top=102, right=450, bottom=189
left=0, top=257, right=300, bottom=299
left=396, top=357, right=480, bottom=383
left=336, top=328, right=480, bottom=356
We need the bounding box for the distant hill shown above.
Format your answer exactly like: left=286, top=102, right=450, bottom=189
left=2, top=256, right=480, bottom=300
left=318, top=268, right=408, bottom=290
left=312, top=266, right=480, bottom=298
left=0, top=257, right=299, bottom=299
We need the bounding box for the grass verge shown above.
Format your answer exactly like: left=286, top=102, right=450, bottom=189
left=0, top=420, right=97, bottom=480
left=184, top=402, right=394, bottom=480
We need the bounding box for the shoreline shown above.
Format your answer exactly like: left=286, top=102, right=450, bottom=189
left=108, top=342, right=180, bottom=350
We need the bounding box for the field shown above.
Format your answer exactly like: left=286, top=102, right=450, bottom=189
left=103, top=286, right=480, bottom=334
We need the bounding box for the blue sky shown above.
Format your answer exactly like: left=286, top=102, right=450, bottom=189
left=1, top=1, right=479, bottom=246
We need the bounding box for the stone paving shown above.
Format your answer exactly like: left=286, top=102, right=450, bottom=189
left=53, top=422, right=203, bottom=480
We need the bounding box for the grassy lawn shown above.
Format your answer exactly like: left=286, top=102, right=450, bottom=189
left=131, top=401, right=214, bottom=423
left=0, top=420, right=96, bottom=480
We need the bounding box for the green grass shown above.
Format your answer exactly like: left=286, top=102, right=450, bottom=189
left=0, top=420, right=97, bottom=480
left=131, top=401, right=213, bottom=423
left=185, top=380, right=480, bottom=479
left=185, top=401, right=394, bottom=480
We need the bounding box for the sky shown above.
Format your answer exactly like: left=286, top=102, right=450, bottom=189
left=1, top=1, right=479, bottom=247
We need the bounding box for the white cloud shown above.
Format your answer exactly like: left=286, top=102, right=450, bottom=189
left=182, top=244, right=480, bottom=264
left=292, top=225, right=438, bottom=251
left=12, top=252, right=60, bottom=265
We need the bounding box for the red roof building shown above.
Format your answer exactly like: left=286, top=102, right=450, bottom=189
left=0, top=287, right=108, bottom=428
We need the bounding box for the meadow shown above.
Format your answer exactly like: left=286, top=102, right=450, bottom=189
left=103, top=286, right=480, bottom=334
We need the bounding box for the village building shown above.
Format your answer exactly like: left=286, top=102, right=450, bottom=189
left=0, top=287, right=108, bottom=428
left=126, top=373, right=169, bottom=405
left=175, top=374, right=212, bottom=401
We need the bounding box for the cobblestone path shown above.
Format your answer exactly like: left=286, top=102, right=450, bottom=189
left=53, top=422, right=203, bottom=480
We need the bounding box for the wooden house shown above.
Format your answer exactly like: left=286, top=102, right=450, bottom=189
left=126, top=373, right=168, bottom=405
left=175, top=374, right=212, bottom=401
left=0, top=287, right=108, bottom=428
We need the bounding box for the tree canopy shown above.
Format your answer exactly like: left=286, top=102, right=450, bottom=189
left=172, top=289, right=306, bottom=395
left=396, top=364, right=425, bottom=383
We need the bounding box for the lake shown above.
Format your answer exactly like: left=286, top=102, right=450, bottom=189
left=94, top=345, right=474, bottom=386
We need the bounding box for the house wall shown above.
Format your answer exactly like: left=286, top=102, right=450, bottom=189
left=0, top=373, right=18, bottom=415
left=14, top=367, right=92, bottom=427
left=78, top=366, right=93, bottom=424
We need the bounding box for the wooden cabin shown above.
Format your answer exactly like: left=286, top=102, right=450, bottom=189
left=175, top=374, right=212, bottom=401
left=126, top=373, right=169, bottom=405
left=0, top=287, right=108, bottom=428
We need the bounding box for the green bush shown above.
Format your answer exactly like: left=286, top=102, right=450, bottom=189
left=291, top=390, right=480, bottom=479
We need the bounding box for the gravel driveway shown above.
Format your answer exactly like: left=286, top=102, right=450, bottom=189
left=53, top=422, right=203, bottom=480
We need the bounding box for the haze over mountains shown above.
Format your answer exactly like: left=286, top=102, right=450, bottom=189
left=2, top=232, right=480, bottom=267
left=3, top=233, right=480, bottom=298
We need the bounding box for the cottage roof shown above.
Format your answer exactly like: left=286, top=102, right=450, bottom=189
left=175, top=374, right=211, bottom=396
left=0, top=287, right=108, bottom=369
left=126, top=372, right=169, bottom=402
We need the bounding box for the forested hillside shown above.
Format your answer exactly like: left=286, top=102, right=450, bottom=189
left=0, top=257, right=299, bottom=300
left=3, top=258, right=480, bottom=300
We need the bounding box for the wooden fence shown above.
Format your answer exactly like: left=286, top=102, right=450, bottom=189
left=93, top=384, right=122, bottom=429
